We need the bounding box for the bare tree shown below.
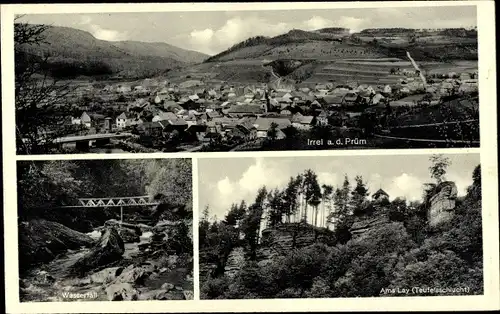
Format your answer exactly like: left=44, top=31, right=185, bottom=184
left=15, top=17, right=76, bottom=154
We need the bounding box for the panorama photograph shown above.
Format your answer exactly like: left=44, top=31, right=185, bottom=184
left=17, top=158, right=193, bottom=301
left=14, top=5, right=479, bottom=154
left=198, top=154, right=483, bottom=299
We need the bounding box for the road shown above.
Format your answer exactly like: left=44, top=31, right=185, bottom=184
left=53, top=132, right=133, bottom=144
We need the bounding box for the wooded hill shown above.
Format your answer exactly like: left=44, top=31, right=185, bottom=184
left=15, top=23, right=208, bottom=79
left=199, top=157, right=482, bottom=299
left=205, top=27, right=478, bottom=63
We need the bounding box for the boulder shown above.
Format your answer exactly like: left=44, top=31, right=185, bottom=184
left=183, top=290, right=194, bottom=300
left=90, top=267, right=124, bottom=284
left=161, top=282, right=175, bottom=291
left=428, top=181, right=458, bottom=227
left=113, top=264, right=151, bottom=285
left=105, top=220, right=142, bottom=243
left=69, top=227, right=124, bottom=276
left=105, top=283, right=138, bottom=301
left=119, top=227, right=141, bottom=243
left=155, top=289, right=186, bottom=300
left=18, top=219, right=95, bottom=272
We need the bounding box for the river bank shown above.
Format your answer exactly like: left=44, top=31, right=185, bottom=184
left=19, top=219, right=193, bottom=302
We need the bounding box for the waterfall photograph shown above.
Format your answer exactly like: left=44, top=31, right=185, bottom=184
left=16, top=158, right=193, bottom=301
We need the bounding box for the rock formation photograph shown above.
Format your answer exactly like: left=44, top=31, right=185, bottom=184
left=16, top=158, right=193, bottom=301
left=198, top=154, right=482, bottom=299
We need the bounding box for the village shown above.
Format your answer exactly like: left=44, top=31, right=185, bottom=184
left=63, top=63, right=479, bottom=152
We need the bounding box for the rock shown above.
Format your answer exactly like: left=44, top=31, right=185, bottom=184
left=224, top=247, right=245, bottom=278
left=258, top=223, right=334, bottom=258
left=183, top=290, right=194, bottom=300
left=105, top=220, right=141, bottom=243
left=161, top=283, right=175, bottom=291
left=18, top=219, right=95, bottom=272
left=349, top=213, right=391, bottom=240
left=33, top=270, right=56, bottom=285
left=155, top=290, right=186, bottom=300
left=105, top=283, right=138, bottom=301
left=19, top=279, right=30, bottom=289
left=90, top=267, right=124, bottom=284
left=113, top=265, right=152, bottom=285
left=428, top=181, right=458, bottom=227
left=119, top=228, right=141, bottom=243
left=159, top=267, right=169, bottom=274
left=69, top=227, right=124, bottom=276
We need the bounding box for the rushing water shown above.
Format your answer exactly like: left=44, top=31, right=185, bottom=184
left=20, top=227, right=191, bottom=302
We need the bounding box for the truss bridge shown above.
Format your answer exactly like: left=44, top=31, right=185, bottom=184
left=77, top=196, right=160, bottom=208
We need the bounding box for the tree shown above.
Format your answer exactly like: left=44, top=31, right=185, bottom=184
left=349, top=175, right=369, bottom=213
left=225, top=201, right=247, bottom=227
left=241, top=186, right=268, bottom=260
left=267, top=189, right=285, bottom=227
left=15, top=19, right=74, bottom=154
left=267, top=122, right=279, bottom=141
left=282, top=176, right=301, bottom=223
left=429, top=154, right=451, bottom=184
left=302, top=170, right=322, bottom=226
left=321, top=184, right=334, bottom=228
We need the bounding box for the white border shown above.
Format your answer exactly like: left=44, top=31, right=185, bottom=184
left=2, top=1, right=499, bottom=312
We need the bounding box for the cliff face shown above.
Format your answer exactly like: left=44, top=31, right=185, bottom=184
left=428, top=181, right=458, bottom=227
left=349, top=207, right=392, bottom=241
left=256, top=223, right=334, bottom=266
left=224, top=247, right=245, bottom=279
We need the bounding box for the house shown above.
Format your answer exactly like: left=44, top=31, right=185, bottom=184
left=158, top=118, right=188, bottom=132
left=116, top=112, right=130, bottom=129
left=383, top=85, right=392, bottom=94
left=184, top=114, right=198, bottom=127
left=71, top=116, right=82, bottom=126
left=227, top=104, right=264, bottom=116
left=371, top=93, right=385, bottom=105
left=227, top=124, right=256, bottom=141
left=323, top=95, right=344, bottom=108
left=163, top=100, right=182, bottom=112
left=199, top=111, right=222, bottom=124
left=152, top=111, right=178, bottom=123
left=186, top=124, right=207, bottom=141
left=253, top=117, right=292, bottom=138
left=291, top=114, right=315, bottom=130
left=343, top=92, right=360, bottom=107
left=372, top=189, right=389, bottom=202
left=81, top=112, right=92, bottom=128
left=138, top=121, right=163, bottom=137
left=316, top=110, right=329, bottom=126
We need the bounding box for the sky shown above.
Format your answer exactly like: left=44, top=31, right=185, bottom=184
left=198, top=153, right=480, bottom=221
left=18, top=6, right=477, bottom=55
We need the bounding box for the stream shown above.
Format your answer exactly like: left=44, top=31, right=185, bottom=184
left=20, top=228, right=193, bottom=302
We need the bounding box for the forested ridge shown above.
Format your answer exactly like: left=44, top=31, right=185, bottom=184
left=199, top=157, right=482, bottom=299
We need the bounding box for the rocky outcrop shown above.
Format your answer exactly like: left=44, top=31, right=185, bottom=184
left=428, top=181, right=458, bottom=227
left=349, top=212, right=391, bottom=241
left=104, top=219, right=142, bottom=243
left=18, top=219, right=96, bottom=273
left=257, top=223, right=334, bottom=265
left=224, top=247, right=245, bottom=278
left=69, top=227, right=124, bottom=276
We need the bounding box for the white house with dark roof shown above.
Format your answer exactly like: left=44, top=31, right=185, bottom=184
left=116, top=112, right=130, bottom=129
left=80, top=112, right=92, bottom=128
